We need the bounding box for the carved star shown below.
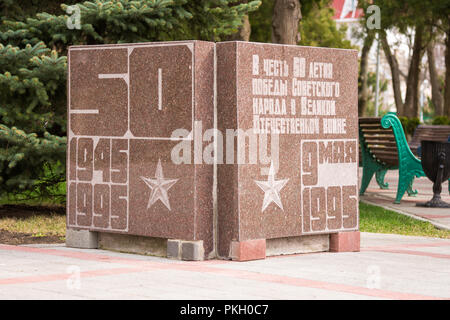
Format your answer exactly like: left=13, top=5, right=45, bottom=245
left=141, top=159, right=178, bottom=211
left=254, top=161, right=289, bottom=212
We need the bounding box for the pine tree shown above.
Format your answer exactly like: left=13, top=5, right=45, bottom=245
left=0, top=39, right=67, bottom=199
left=0, top=0, right=260, bottom=202
left=2, top=0, right=261, bottom=47
left=182, top=1, right=261, bottom=41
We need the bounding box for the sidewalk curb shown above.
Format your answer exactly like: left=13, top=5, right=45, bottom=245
left=360, top=199, right=450, bottom=231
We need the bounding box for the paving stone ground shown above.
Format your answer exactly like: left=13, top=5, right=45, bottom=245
left=0, top=232, right=449, bottom=300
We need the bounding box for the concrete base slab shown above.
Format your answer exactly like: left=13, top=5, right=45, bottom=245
left=266, top=234, right=330, bottom=256
left=98, top=233, right=166, bottom=257
left=66, top=228, right=98, bottom=249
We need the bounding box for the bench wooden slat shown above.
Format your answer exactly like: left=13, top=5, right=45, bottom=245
left=408, top=124, right=450, bottom=155
left=363, top=135, right=395, bottom=141
left=359, top=117, right=384, bottom=124
left=359, top=117, right=399, bottom=166
left=371, top=150, right=399, bottom=157
left=361, top=129, right=395, bottom=135
left=364, top=140, right=397, bottom=146
left=359, top=124, right=384, bottom=129
left=367, top=146, right=398, bottom=153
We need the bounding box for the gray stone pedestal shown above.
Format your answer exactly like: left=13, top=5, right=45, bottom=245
left=66, top=228, right=98, bottom=249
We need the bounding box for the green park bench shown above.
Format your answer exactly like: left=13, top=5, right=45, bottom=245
left=359, top=112, right=441, bottom=204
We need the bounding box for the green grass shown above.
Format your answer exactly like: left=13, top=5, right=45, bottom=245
left=359, top=201, right=450, bottom=239
left=0, top=213, right=66, bottom=238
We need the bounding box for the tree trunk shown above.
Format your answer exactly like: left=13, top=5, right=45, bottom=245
left=358, top=33, right=374, bottom=116
left=403, top=26, right=424, bottom=118
left=272, top=0, right=302, bottom=44
left=381, top=32, right=405, bottom=115
left=444, top=29, right=450, bottom=118
left=228, top=15, right=251, bottom=41
left=428, top=41, right=444, bottom=116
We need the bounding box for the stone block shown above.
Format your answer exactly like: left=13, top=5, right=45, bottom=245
left=167, top=239, right=181, bottom=259
left=230, top=239, right=266, bottom=261
left=330, top=231, right=360, bottom=252
left=66, top=228, right=98, bottom=249
left=181, top=241, right=205, bottom=261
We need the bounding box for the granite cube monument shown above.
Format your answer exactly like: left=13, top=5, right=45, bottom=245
left=67, top=41, right=359, bottom=261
